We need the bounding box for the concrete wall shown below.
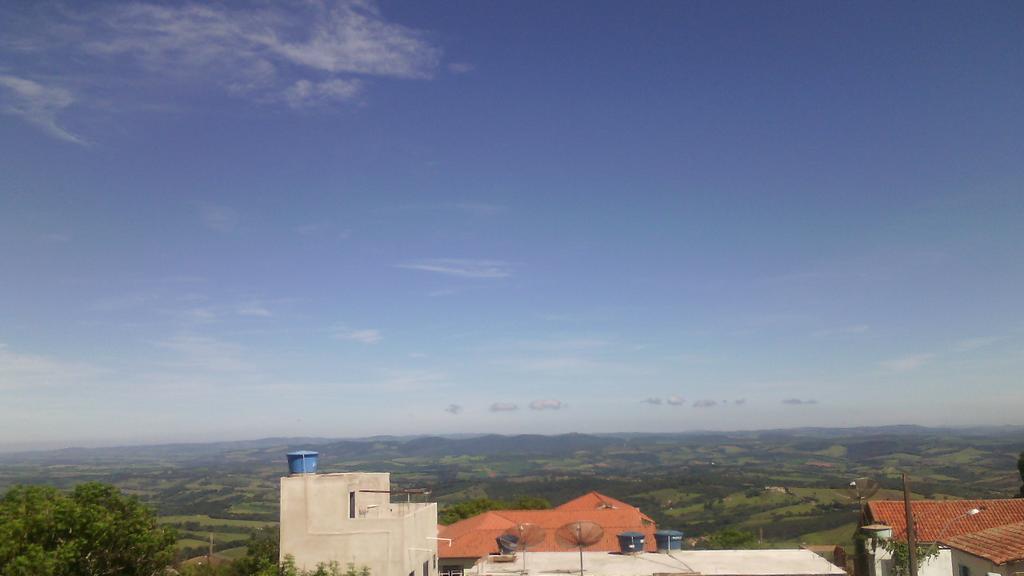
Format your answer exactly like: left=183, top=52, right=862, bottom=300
left=280, top=472, right=438, bottom=576
left=868, top=539, right=952, bottom=576
left=949, top=549, right=1024, bottom=576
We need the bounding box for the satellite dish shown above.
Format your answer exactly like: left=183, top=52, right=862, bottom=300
left=499, top=523, right=546, bottom=573
left=556, top=521, right=605, bottom=576
left=843, top=477, right=880, bottom=525
left=844, top=477, right=881, bottom=501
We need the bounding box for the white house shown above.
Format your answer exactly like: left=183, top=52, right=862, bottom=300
left=280, top=471, right=438, bottom=576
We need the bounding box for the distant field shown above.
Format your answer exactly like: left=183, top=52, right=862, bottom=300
left=3, top=426, right=1020, bottom=561
left=159, top=514, right=276, bottom=528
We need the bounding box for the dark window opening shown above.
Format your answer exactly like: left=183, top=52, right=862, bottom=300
left=349, top=491, right=356, bottom=518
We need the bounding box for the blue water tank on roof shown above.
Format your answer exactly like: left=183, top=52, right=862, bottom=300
left=654, top=529, right=684, bottom=551
left=617, top=531, right=645, bottom=554
left=287, top=451, right=319, bottom=475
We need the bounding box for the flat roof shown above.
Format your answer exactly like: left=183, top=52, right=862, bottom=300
left=474, top=550, right=846, bottom=576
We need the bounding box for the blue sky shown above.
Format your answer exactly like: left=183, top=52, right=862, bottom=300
left=2, top=1, right=1022, bottom=449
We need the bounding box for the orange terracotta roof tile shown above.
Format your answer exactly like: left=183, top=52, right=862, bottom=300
left=438, top=495, right=658, bottom=559
left=866, top=499, right=1024, bottom=542
left=557, top=491, right=656, bottom=523
left=941, top=521, right=1024, bottom=565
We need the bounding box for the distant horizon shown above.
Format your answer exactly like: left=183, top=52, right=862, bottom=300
left=4, top=422, right=1021, bottom=455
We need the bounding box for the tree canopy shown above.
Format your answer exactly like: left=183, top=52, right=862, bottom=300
left=1017, top=452, right=1024, bottom=497
left=438, top=496, right=551, bottom=525
left=0, top=482, right=176, bottom=576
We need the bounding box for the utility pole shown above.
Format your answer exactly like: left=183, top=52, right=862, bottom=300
left=902, top=473, right=918, bottom=576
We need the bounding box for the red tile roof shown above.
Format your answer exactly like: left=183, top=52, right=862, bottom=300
left=866, top=499, right=1024, bottom=542
left=557, top=491, right=656, bottom=523
left=941, top=521, right=1024, bottom=565
left=438, top=492, right=657, bottom=559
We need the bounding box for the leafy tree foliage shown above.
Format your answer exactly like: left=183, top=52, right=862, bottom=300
left=1017, top=452, right=1024, bottom=498
left=0, top=482, right=176, bottom=576
left=439, top=496, right=550, bottom=525
left=880, top=540, right=939, bottom=576
left=705, top=528, right=759, bottom=549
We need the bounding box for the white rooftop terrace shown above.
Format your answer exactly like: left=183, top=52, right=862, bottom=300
left=475, top=549, right=847, bottom=576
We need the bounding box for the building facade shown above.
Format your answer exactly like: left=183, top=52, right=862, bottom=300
left=280, top=471, right=438, bottom=576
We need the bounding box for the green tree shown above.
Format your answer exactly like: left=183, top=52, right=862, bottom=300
left=438, top=497, right=550, bottom=525
left=706, top=528, right=758, bottom=549
left=1017, top=452, right=1024, bottom=498
left=0, top=482, right=177, bottom=576
left=229, top=527, right=279, bottom=576
left=880, top=540, right=939, bottom=576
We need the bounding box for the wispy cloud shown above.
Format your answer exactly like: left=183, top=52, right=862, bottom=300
left=812, top=324, right=869, bottom=338
left=6, top=0, right=442, bottom=115
left=693, top=399, right=717, bottom=409
left=880, top=353, right=934, bottom=372
left=529, top=399, right=564, bottom=411
left=667, top=395, right=686, bottom=406
left=954, top=337, right=999, bottom=352
left=157, top=334, right=250, bottom=373
left=199, top=204, right=238, bottom=232
left=444, top=403, right=462, bottom=415
left=489, top=402, right=518, bottom=412
left=333, top=326, right=382, bottom=344
left=284, top=78, right=362, bottom=108
left=237, top=302, right=273, bottom=317
left=0, top=343, right=103, bottom=390
left=781, top=398, right=818, bottom=406
left=396, top=259, right=512, bottom=278
left=0, top=75, right=84, bottom=144
left=642, top=397, right=663, bottom=405
left=733, top=398, right=747, bottom=406
left=447, top=62, right=475, bottom=74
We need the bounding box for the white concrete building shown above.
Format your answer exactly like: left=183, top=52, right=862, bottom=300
left=280, top=471, right=438, bottom=576
left=473, top=549, right=846, bottom=576
left=943, top=521, right=1024, bottom=576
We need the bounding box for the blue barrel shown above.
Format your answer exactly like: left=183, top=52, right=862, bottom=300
left=617, top=531, right=645, bottom=553
left=287, top=451, right=319, bottom=475
left=654, top=530, right=684, bottom=551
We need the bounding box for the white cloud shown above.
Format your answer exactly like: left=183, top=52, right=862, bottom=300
left=333, top=327, right=382, bottom=344
left=447, top=62, right=474, bottom=74
left=284, top=78, right=362, bottom=108
left=489, top=402, right=518, bottom=412
left=0, top=343, right=102, bottom=390
left=157, top=334, right=250, bottom=373
left=954, top=337, right=998, bottom=352
left=396, top=259, right=512, bottom=278
left=782, top=398, right=818, bottom=406
left=529, top=399, right=564, bottom=411
left=0, top=75, right=84, bottom=144
left=444, top=403, right=462, bottom=415
left=642, top=397, right=662, bottom=405
left=880, top=353, right=934, bottom=372
left=237, top=303, right=272, bottom=317
left=8, top=1, right=440, bottom=111
left=692, top=399, right=717, bottom=408
left=666, top=395, right=685, bottom=406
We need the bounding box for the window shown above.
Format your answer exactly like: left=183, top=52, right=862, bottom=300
left=440, top=567, right=464, bottom=576
left=349, top=491, right=356, bottom=519
left=958, top=565, right=969, bottom=576
left=423, top=560, right=429, bottom=576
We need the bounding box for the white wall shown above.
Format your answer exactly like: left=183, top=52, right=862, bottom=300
left=949, top=549, right=1024, bottom=576
left=868, top=539, right=953, bottom=576
left=280, top=472, right=438, bottom=576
